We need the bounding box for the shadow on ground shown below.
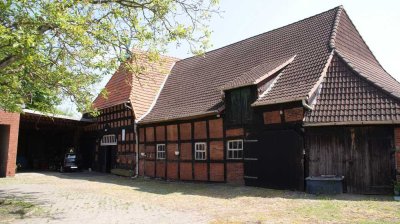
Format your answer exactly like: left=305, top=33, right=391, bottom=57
left=11, top=171, right=394, bottom=202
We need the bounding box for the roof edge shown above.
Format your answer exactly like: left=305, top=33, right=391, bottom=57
left=307, top=50, right=335, bottom=106
left=336, top=50, right=400, bottom=101
left=175, top=6, right=342, bottom=64
left=22, top=109, right=92, bottom=122
left=304, top=120, right=400, bottom=127
left=135, top=61, right=177, bottom=122
left=253, top=55, right=297, bottom=85
left=330, top=6, right=399, bottom=85
left=329, top=5, right=343, bottom=49
left=252, top=96, right=305, bottom=107
left=220, top=55, right=296, bottom=91
left=138, top=110, right=219, bottom=125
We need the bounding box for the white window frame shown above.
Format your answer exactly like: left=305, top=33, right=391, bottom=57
left=227, top=139, right=243, bottom=159
left=100, top=134, right=117, bottom=146
left=195, top=142, right=207, bottom=160
left=156, top=144, right=166, bottom=160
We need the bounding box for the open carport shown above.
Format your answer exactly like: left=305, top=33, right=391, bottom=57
left=16, top=110, right=94, bottom=171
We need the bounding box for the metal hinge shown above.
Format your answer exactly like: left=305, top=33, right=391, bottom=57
left=243, top=139, right=258, bottom=143
left=244, top=158, right=258, bottom=161
left=244, top=176, right=258, bottom=179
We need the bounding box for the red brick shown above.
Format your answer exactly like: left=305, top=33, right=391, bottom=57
left=194, top=121, right=207, bottom=139
left=139, top=144, right=145, bottom=154
left=180, top=143, right=192, bottom=160
left=145, top=161, right=155, bottom=177
left=179, top=123, right=191, bottom=140
left=155, top=126, right=165, bottom=141
left=145, top=145, right=155, bottom=159
left=167, top=124, right=178, bottom=141
left=209, top=119, right=223, bottom=139
left=139, top=128, right=145, bottom=142
left=156, top=161, right=165, bottom=178
left=139, top=160, right=145, bottom=176
left=194, top=163, right=207, bottom=181
left=284, top=107, right=304, bottom=122
left=395, top=127, right=400, bottom=148
left=263, top=111, right=281, bottom=124
left=145, top=127, right=154, bottom=142
left=180, top=162, right=192, bottom=180
left=227, top=162, right=244, bottom=184
left=210, top=163, right=224, bottom=182
left=396, top=151, right=400, bottom=171
left=226, top=128, right=244, bottom=137
left=167, top=162, right=178, bottom=180
left=210, top=141, right=224, bottom=160
left=0, top=110, right=20, bottom=177
left=167, top=144, right=178, bottom=159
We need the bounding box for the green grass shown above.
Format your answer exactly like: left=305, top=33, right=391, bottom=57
left=0, top=198, right=40, bottom=222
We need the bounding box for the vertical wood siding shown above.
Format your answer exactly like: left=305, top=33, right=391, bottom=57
left=306, top=126, right=394, bottom=194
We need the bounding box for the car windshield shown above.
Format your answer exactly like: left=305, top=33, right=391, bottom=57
left=65, top=154, right=76, bottom=162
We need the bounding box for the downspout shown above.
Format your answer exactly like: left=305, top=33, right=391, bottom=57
left=132, top=121, right=139, bottom=178
left=124, top=101, right=138, bottom=179
left=302, top=98, right=313, bottom=111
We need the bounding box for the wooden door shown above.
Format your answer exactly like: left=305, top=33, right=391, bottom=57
left=307, top=127, right=394, bottom=194
left=244, top=129, right=304, bottom=190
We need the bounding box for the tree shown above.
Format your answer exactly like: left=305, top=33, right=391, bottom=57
left=0, top=0, right=219, bottom=114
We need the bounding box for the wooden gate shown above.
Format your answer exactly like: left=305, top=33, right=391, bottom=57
left=306, top=126, right=394, bottom=194
left=244, top=128, right=304, bottom=190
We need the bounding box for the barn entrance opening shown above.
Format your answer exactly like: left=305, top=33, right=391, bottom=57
left=244, top=128, right=304, bottom=190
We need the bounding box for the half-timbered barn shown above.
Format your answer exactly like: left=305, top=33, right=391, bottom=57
left=2, top=6, right=399, bottom=195
left=88, top=53, right=178, bottom=174
left=127, top=6, right=400, bottom=194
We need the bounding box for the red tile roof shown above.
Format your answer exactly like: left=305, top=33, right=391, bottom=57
left=220, top=55, right=296, bottom=91
left=93, top=52, right=178, bottom=119
left=140, top=7, right=339, bottom=123
left=304, top=56, right=400, bottom=125
left=136, top=6, right=400, bottom=125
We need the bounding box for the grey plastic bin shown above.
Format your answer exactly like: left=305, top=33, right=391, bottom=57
left=306, top=175, right=344, bottom=194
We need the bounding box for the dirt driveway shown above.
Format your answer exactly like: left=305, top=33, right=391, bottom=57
left=1, top=172, right=399, bottom=224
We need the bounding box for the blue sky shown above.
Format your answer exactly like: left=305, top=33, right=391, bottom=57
left=59, top=0, right=400, bottom=117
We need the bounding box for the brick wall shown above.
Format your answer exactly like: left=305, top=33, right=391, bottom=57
left=139, top=117, right=243, bottom=184
left=263, top=111, right=281, bottom=124
left=284, top=107, right=304, bottom=122
left=395, top=127, right=400, bottom=181
left=263, top=106, right=304, bottom=125
left=226, top=163, right=244, bottom=184
left=0, top=110, right=20, bottom=177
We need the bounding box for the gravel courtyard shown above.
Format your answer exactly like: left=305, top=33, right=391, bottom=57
left=0, top=172, right=399, bottom=224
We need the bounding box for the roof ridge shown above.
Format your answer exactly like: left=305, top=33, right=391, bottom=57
left=330, top=7, right=399, bottom=84
left=330, top=7, right=400, bottom=98
left=329, top=5, right=343, bottom=49
left=176, top=6, right=342, bottom=64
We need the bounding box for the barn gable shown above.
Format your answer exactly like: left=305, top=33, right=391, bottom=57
left=304, top=55, right=400, bottom=125
left=93, top=52, right=178, bottom=120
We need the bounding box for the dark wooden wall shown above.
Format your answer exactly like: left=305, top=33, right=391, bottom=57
left=306, top=126, right=395, bottom=194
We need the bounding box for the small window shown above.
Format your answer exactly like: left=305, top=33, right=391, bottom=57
left=157, top=144, right=166, bottom=160
left=100, top=134, right=117, bottom=146
left=195, top=142, right=207, bottom=160
left=227, top=140, right=243, bottom=159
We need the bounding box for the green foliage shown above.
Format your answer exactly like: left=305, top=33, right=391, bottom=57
left=0, top=0, right=218, bottom=114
